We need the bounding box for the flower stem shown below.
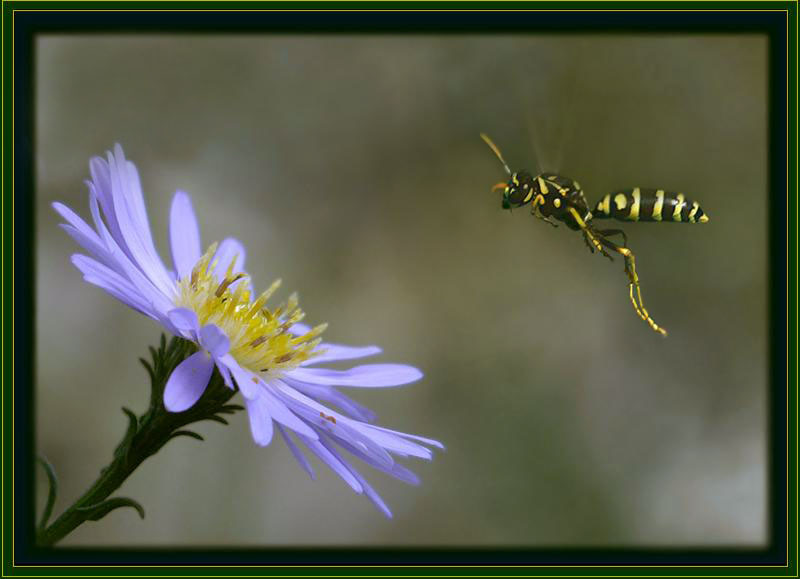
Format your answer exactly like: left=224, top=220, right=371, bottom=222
left=36, top=336, right=241, bottom=547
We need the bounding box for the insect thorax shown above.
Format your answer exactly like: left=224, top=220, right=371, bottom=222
left=528, top=174, right=592, bottom=230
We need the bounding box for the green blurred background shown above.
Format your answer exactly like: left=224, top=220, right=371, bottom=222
left=36, top=35, right=767, bottom=546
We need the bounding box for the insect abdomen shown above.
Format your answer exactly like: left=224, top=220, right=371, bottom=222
left=593, top=188, right=709, bottom=223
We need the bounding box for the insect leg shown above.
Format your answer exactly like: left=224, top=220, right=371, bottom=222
left=586, top=228, right=628, bottom=261
left=566, top=207, right=612, bottom=260
left=532, top=195, right=558, bottom=228
left=582, top=231, right=614, bottom=260
left=583, top=232, right=595, bottom=254
left=566, top=207, right=602, bottom=251
left=595, top=228, right=628, bottom=248
left=597, top=236, right=667, bottom=336
left=535, top=214, right=560, bottom=228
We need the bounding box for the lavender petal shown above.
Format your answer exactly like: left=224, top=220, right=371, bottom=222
left=169, top=190, right=202, bottom=281
left=282, top=377, right=377, bottom=422
left=244, top=395, right=274, bottom=446
left=71, top=254, right=154, bottom=316
left=52, top=202, right=105, bottom=252
left=59, top=224, right=117, bottom=272
left=320, top=438, right=392, bottom=518
left=330, top=435, right=420, bottom=486
left=107, top=146, right=176, bottom=300
left=302, top=344, right=382, bottom=366
left=259, top=382, right=318, bottom=439
left=272, top=382, right=394, bottom=468
left=288, top=364, right=423, bottom=388
left=198, top=324, right=230, bottom=358
left=288, top=322, right=312, bottom=335
left=88, top=189, right=176, bottom=316
left=278, top=425, right=315, bottom=480
left=364, top=424, right=446, bottom=450
left=167, top=307, right=200, bottom=338
left=299, top=434, right=363, bottom=493
left=163, top=351, right=214, bottom=412
left=211, top=238, right=246, bottom=281
left=222, top=355, right=260, bottom=399
left=216, top=360, right=234, bottom=390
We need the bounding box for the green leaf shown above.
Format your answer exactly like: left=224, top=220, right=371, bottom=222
left=113, top=407, right=140, bottom=460
left=121, top=407, right=138, bottom=437
left=138, top=358, right=155, bottom=381
left=205, top=415, right=229, bottom=426
left=168, top=430, right=204, bottom=442
left=76, top=497, right=145, bottom=521
left=36, top=456, right=58, bottom=531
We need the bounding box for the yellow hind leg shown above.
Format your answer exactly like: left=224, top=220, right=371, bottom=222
left=567, top=207, right=667, bottom=336
left=608, top=242, right=667, bottom=337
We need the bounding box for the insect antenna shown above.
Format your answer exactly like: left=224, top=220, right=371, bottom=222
left=480, top=133, right=511, bottom=175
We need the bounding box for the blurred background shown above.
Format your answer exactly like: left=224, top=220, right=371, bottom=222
left=36, top=35, right=767, bottom=546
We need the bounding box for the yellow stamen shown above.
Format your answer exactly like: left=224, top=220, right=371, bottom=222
left=215, top=273, right=246, bottom=298
left=175, top=244, right=325, bottom=378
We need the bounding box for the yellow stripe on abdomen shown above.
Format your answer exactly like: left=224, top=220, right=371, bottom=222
left=628, top=188, right=641, bottom=221
left=672, top=193, right=686, bottom=222
left=653, top=190, right=664, bottom=221
left=688, top=201, right=700, bottom=222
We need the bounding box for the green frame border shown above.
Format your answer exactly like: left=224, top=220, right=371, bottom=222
left=2, top=0, right=795, bottom=575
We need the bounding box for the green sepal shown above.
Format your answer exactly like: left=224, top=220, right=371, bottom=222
left=36, top=456, right=58, bottom=531
left=76, top=497, right=145, bottom=521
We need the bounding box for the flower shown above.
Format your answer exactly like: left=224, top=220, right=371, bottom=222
left=54, top=144, right=442, bottom=517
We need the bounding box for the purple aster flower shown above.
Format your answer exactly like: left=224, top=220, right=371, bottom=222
left=53, top=144, right=442, bottom=517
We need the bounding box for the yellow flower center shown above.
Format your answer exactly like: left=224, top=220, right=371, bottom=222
left=175, top=243, right=326, bottom=378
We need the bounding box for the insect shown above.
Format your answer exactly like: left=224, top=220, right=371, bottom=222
left=480, top=133, right=709, bottom=336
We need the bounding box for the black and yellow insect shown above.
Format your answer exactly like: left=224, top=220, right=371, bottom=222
left=481, top=133, right=709, bottom=336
